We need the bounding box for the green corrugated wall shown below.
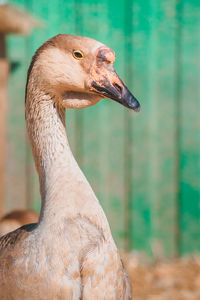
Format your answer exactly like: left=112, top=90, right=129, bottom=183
left=5, top=0, right=200, bottom=257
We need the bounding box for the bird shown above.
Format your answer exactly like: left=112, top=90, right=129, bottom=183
left=0, top=34, right=140, bottom=300
left=0, top=209, right=39, bottom=237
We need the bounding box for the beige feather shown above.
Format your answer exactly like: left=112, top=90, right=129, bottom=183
left=0, top=34, right=133, bottom=299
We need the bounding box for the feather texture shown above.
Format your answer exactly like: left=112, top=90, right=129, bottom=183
left=0, top=34, right=132, bottom=299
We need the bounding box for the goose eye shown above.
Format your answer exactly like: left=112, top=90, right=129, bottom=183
left=73, top=50, right=84, bottom=60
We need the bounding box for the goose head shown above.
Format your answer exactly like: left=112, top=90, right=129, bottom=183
left=27, top=34, right=140, bottom=111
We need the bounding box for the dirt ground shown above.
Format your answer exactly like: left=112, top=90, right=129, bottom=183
left=122, top=253, right=200, bottom=300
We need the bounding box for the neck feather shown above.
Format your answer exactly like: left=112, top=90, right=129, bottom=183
left=25, top=86, right=111, bottom=235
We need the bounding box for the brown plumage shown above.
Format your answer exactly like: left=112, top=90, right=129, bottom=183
left=0, top=209, right=39, bottom=237
left=0, top=34, right=140, bottom=299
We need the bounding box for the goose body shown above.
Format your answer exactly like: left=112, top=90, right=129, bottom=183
left=0, top=209, right=39, bottom=237
left=0, top=34, right=140, bottom=299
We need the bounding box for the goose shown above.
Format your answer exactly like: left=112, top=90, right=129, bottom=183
left=0, top=34, right=140, bottom=300
left=0, top=209, right=39, bottom=237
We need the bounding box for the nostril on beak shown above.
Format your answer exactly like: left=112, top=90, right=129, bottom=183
left=113, top=83, right=122, bottom=94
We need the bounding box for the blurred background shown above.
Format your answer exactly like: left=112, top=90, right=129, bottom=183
left=0, top=0, right=200, bottom=297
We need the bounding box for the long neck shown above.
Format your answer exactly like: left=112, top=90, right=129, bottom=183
left=26, top=87, right=111, bottom=235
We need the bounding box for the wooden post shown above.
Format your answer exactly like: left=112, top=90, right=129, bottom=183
left=0, top=33, right=9, bottom=217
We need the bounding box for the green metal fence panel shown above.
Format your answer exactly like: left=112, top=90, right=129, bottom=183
left=133, top=0, right=180, bottom=257
left=178, top=0, right=200, bottom=255
left=5, top=0, right=200, bottom=257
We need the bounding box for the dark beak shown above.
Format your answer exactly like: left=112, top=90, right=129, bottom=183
left=89, top=67, right=140, bottom=112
